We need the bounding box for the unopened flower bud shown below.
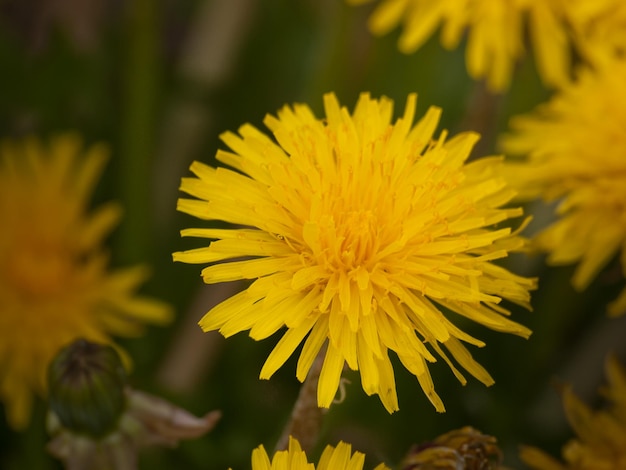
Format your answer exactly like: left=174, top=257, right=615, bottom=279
left=47, top=339, right=127, bottom=438
left=401, top=426, right=503, bottom=470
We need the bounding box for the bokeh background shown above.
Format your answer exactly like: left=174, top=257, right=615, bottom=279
left=2, top=0, right=626, bottom=468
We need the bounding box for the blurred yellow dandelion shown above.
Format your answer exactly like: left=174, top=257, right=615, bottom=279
left=174, top=92, right=535, bottom=413
left=250, top=436, right=389, bottom=470
left=521, top=356, right=626, bottom=470
left=0, top=134, right=172, bottom=430
left=348, top=0, right=626, bottom=92
left=568, top=0, right=626, bottom=67
left=502, top=58, right=626, bottom=316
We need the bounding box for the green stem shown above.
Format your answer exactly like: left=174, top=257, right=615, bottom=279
left=118, top=0, right=160, bottom=264
left=274, top=347, right=328, bottom=453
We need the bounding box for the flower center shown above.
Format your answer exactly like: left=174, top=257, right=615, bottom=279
left=333, top=209, right=378, bottom=271
left=5, top=239, right=73, bottom=298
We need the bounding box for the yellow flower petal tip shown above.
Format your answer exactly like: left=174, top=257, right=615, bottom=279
left=0, top=133, right=172, bottom=430
left=176, top=92, right=535, bottom=413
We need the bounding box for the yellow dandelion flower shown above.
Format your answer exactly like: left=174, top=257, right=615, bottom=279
left=174, top=92, right=535, bottom=413
left=0, top=134, right=172, bottom=430
left=521, top=356, right=626, bottom=470
left=347, top=0, right=577, bottom=91
left=249, top=436, right=390, bottom=470
left=349, top=0, right=626, bottom=91
left=501, top=58, right=626, bottom=316
left=568, top=0, right=626, bottom=67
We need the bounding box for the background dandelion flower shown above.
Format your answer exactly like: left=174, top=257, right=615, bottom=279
left=174, top=92, right=535, bottom=413
left=520, top=356, right=626, bottom=470
left=347, top=0, right=581, bottom=91
left=0, top=134, right=172, bottom=430
left=568, top=0, right=626, bottom=67
left=249, top=436, right=389, bottom=470
left=502, top=58, right=626, bottom=316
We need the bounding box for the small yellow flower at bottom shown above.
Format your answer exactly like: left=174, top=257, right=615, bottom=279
left=175, top=92, right=535, bottom=414
left=0, top=134, right=172, bottom=430
left=246, top=436, right=389, bottom=470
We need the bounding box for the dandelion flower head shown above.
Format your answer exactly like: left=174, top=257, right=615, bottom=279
left=567, top=0, right=626, bottom=67
left=347, top=0, right=626, bottom=92
left=520, top=356, right=626, bottom=470
left=502, top=58, right=626, bottom=316
left=249, top=436, right=389, bottom=470
left=0, top=134, right=172, bottom=430
left=174, top=92, right=535, bottom=413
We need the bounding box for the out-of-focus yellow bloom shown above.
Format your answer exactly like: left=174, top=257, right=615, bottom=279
left=0, top=134, right=172, bottom=430
left=174, top=92, right=535, bottom=414
left=249, top=436, right=389, bottom=470
left=347, top=0, right=626, bottom=92
left=568, top=0, right=626, bottom=68
left=502, top=58, right=626, bottom=316
left=521, top=356, right=626, bottom=470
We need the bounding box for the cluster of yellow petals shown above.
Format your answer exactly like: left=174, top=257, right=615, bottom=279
left=175, top=92, right=535, bottom=413
left=502, top=58, right=626, bottom=316
left=567, top=0, right=626, bottom=67
left=249, top=436, right=389, bottom=470
left=347, top=0, right=626, bottom=91
left=0, top=134, right=171, bottom=430
left=521, top=357, right=626, bottom=470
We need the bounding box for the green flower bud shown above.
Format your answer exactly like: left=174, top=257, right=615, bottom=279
left=47, top=339, right=127, bottom=438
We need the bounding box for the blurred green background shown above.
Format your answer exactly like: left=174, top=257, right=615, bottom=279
left=1, top=0, right=626, bottom=468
